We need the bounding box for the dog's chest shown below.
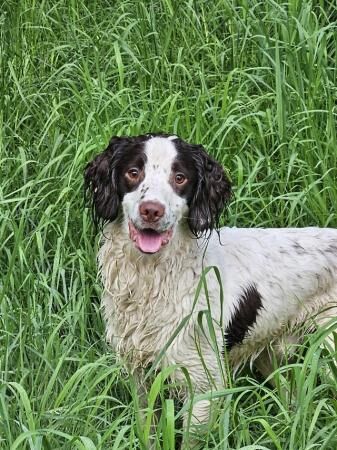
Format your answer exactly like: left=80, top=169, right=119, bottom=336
left=99, top=235, right=203, bottom=367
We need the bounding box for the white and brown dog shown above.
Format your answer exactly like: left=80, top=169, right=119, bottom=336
left=85, top=133, right=337, bottom=431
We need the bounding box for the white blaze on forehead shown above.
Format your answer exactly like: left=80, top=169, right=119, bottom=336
left=144, top=137, right=177, bottom=173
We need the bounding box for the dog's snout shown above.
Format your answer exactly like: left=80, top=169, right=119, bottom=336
left=139, top=201, right=165, bottom=223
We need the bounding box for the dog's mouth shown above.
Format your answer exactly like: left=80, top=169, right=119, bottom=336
left=128, top=221, right=173, bottom=254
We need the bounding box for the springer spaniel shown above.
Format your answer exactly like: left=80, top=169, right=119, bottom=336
left=85, top=133, right=337, bottom=437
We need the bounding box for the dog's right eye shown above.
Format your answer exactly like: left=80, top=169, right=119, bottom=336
left=126, top=168, right=140, bottom=180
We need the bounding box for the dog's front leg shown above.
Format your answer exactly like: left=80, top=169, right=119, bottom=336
left=131, top=368, right=159, bottom=450
left=177, top=350, right=223, bottom=448
left=182, top=390, right=220, bottom=449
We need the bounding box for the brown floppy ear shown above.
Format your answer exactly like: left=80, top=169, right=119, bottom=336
left=188, top=145, right=232, bottom=236
left=84, top=137, right=125, bottom=227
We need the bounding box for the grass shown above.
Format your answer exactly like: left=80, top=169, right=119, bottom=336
left=1, top=0, right=337, bottom=448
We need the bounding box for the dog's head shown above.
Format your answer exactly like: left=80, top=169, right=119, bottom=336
left=84, top=133, right=231, bottom=253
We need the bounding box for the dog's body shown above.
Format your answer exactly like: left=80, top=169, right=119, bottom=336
left=85, top=133, right=337, bottom=429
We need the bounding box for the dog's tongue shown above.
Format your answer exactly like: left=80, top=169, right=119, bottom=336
left=137, top=229, right=164, bottom=253
left=129, top=222, right=173, bottom=253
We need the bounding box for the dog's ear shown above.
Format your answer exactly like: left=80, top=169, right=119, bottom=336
left=188, top=145, right=232, bottom=236
left=84, top=136, right=124, bottom=227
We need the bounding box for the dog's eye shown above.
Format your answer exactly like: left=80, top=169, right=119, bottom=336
left=126, top=168, right=140, bottom=180
left=175, top=173, right=187, bottom=185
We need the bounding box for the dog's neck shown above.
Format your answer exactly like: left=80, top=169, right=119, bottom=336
left=97, top=220, right=207, bottom=368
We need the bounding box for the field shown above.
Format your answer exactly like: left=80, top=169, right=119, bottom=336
left=1, top=0, right=337, bottom=448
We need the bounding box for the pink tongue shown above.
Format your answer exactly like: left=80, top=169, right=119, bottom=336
left=137, top=231, right=163, bottom=253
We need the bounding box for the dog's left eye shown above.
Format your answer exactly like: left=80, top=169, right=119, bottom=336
left=175, top=173, right=187, bottom=185
left=126, top=168, right=140, bottom=180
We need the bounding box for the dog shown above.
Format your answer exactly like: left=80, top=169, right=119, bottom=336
left=84, top=133, right=337, bottom=436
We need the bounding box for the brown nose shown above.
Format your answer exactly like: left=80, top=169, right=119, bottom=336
left=139, top=201, right=165, bottom=223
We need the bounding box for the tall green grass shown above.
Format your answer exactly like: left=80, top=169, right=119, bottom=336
left=1, top=0, right=337, bottom=448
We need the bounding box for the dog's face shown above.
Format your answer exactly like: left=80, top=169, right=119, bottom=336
left=85, top=133, right=231, bottom=253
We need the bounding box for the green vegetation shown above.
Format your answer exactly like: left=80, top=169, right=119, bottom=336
left=1, top=0, right=337, bottom=448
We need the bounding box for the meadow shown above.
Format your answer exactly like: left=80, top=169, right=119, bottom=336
left=1, top=0, right=337, bottom=448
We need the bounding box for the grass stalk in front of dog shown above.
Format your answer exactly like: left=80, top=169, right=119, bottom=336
left=1, top=0, right=337, bottom=448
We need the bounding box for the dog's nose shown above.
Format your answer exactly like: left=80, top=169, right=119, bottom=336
left=139, top=201, right=165, bottom=223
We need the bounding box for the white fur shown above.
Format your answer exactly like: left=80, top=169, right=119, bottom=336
left=122, top=137, right=188, bottom=235
left=96, top=137, right=337, bottom=430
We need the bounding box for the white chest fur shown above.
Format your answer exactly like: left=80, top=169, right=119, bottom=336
left=98, top=223, right=211, bottom=369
